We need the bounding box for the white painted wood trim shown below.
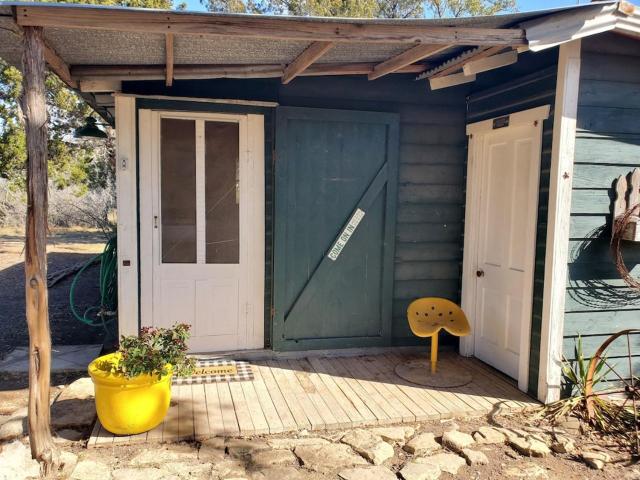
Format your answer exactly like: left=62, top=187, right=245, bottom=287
left=247, top=114, right=266, bottom=349
left=466, top=105, right=550, bottom=135
left=116, top=93, right=278, bottom=108
left=115, top=95, right=138, bottom=337
left=538, top=40, right=582, bottom=404
left=138, top=109, right=154, bottom=333
left=461, top=104, right=550, bottom=392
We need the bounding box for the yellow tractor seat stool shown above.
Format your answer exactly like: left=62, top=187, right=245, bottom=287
left=394, top=297, right=472, bottom=388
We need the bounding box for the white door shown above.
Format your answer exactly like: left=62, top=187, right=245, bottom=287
left=463, top=106, right=548, bottom=387
left=139, top=111, right=264, bottom=353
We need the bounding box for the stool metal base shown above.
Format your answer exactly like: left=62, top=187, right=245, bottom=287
left=394, top=359, right=472, bottom=388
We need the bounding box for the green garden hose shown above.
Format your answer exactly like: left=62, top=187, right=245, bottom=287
left=69, top=235, right=118, bottom=332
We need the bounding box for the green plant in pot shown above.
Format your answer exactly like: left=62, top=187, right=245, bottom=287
left=88, top=323, right=195, bottom=435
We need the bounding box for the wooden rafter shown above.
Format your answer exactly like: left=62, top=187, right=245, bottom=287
left=15, top=5, right=527, bottom=46
left=42, top=42, right=78, bottom=89
left=368, top=44, right=450, bottom=80
left=429, top=46, right=504, bottom=79
left=165, top=33, right=174, bottom=87
left=282, top=41, right=334, bottom=84
left=71, top=62, right=428, bottom=81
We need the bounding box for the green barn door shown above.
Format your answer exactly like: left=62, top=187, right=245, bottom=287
left=273, top=107, right=399, bottom=351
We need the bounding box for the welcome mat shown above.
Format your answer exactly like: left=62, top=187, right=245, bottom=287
left=173, top=359, right=254, bottom=385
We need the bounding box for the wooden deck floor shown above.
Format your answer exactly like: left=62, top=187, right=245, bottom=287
left=89, top=351, right=538, bottom=447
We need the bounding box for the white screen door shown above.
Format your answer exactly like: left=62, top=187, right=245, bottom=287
left=464, top=106, right=548, bottom=387
left=139, top=111, right=264, bottom=353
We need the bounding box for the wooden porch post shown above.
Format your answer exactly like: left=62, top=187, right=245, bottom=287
left=21, top=26, right=59, bottom=473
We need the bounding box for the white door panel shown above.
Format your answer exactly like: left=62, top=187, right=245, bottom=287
left=473, top=121, right=542, bottom=380
left=139, top=111, right=264, bottom=353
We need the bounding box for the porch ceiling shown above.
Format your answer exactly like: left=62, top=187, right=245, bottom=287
left=0, top=1, right=633, bottom=122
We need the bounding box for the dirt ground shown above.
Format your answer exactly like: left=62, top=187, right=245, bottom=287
left=0, top=227, right=111, bottom=361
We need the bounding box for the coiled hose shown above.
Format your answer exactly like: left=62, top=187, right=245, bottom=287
left=69, top=235, right=118, bottom=333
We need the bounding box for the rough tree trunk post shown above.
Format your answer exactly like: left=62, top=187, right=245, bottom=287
left=21, top=26, right=59, bottom=474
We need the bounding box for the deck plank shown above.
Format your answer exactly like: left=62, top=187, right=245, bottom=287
left=162, top=385, right=181, bottom=442
left=250, top=363, right=285, bottom=434
left=192, top=384, right=210, bottom=439
left=254, top=362, right=299, bottom=432
left=288, top=359, right=341, bottom=429
left=268, top=359, right=325, bottom=430
left=311, top=357, right=377, bottom=425
left=338, top=356, right=405, bottom=423
left=353, top=356, right=416, bottom=423
left=228, top=380, right=255, bottom=435
left=298, top=358, right=353, bottom=428
left=217, top=382, right=241, bottom=435
left=204, top=382, right=225, bottom=436
left=364, top=354, right=434, bottom=421
left=241, top=380, right=270, bottom=435
left=178, top=384, right=195, bottom=441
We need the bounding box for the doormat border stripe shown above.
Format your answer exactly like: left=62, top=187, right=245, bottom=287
left=173, top=359, right=254, bottom=385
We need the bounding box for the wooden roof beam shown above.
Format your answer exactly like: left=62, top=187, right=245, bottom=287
left=42, top=41, right=77, bottom=89
left=368, top=44, right=450, bottom=80
left=71, top=62, right=428, bottom=81
left=15, top=5, right=527, bottom=46
left=282, top=41, right=334, bottom=84
left=165, top=33, right=174, bottom=87
left=429, top=46, right=505, bottom=79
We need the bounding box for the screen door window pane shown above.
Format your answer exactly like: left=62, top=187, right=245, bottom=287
left=161, top=118, right=196, bottom=263
left=205, top=121, right=240, bottom=264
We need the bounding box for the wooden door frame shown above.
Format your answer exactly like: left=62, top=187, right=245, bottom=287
left=460, top=104, right=550, bottom=393
left=137, top=109, right=265, bottom=351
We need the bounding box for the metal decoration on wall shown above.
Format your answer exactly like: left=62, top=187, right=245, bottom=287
left=611, top=169, right=640, bottom=290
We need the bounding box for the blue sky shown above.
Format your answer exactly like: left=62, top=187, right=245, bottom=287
left=182, top=0, right=587, bottom=14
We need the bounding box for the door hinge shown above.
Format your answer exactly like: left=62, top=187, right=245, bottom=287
left=270, top=305, right=275, bottom=319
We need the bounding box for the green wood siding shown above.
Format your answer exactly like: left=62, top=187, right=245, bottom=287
left=565, top=34, right=640, bottom=388
left=467, top=49, right=559, bottom=396
left=272, top=107, right=399, bottom=350
left=124, top=75, right=469, bottom=349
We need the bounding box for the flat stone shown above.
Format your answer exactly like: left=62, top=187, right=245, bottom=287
left=0, top=440, right=41, bottom=480
left=472, top=426, right=506, bottom=445
left=211, top=458, right=247, bottom=479
left=504, top=463, right=548, bottom=478
left=58, top=451, right=79, bottom=479
left=399, top=461, right=441, bottom=480
left=339, top=465, right=398, bottom=480
left=267, top=437, right=330, bottom=449
left=0, top=407, right=27, bottom=441
left=551, top=435, right=575, bottom=454
left=130, top=446, right=198, bottom=465
left=164, top=461, right=213, bottom=479
left=112, top=467, right=169, bottom=480
left=508, top=436, right=550, bottom=458
left=251, top=449, right=299, bottom=468
left=227, top=438, right=271, bottom=458
left=441, top=430, right=474, bottom=453
left=415, top=452, right=466, bottom=475
left=370, top=426, right=415, bottom=444
left=403, top=433, right=441, bottom=455
left=251, top=467, right=310, bottom=480
left=0, top=345, right=102, bottom=374
left=582, top=451, right=611, bottom=470
left=462, top=448, right=489, bottom=466
left=294, top=443, right=368, bottom=473
left=71, top=460, right=112, bottom=480
left=51, top=378, right=96, bottom=430
left=341, top=429, right=394, bottom=465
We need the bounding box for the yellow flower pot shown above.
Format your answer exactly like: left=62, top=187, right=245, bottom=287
left=88, top=353, right=173, bottom=435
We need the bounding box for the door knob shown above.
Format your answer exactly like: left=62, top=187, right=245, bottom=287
left=476, top=269, right=485, bottom=277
